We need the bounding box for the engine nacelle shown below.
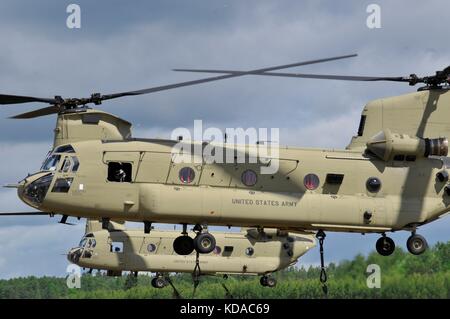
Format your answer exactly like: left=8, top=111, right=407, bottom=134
left=366, top=129, right=448, bottom=161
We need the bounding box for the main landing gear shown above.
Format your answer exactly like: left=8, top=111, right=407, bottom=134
left=376, top=234, right=395, bottom=256
left=173, top=224, right=216, bottom=255
left=406, top=232, right=428, bottom=255
left=376, top=231, right=428, bottom=256
left=150, top=274, right=182, bottom=299
left=193, top=225, right=216, bottom=254
left=151, top=275, right=168, bottom=289
left=260, top=275, right=277, bottom=288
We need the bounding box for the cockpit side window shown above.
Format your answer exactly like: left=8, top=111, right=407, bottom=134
left=51, top=177, right=73, bottom=193
left=87, top=239, right=96, bottom=248
left=61, top=157, right=72, bottom=173
left=72, top=156, right=80, bottom=172
left=58, top=156, right=80, bottom=173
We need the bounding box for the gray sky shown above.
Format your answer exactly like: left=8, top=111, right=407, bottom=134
left=0, top=0, right=450, bottom=278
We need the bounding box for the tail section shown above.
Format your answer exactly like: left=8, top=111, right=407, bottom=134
left=347, top=89, right=450, bottom=150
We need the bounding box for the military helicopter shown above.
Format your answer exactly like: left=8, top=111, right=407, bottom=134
left=68, top=219, right=316, bottom=292
left=1, top=53, right=450, bottom=263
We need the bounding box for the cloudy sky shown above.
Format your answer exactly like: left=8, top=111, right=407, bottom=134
left=0, top=0, right=450, bottom=279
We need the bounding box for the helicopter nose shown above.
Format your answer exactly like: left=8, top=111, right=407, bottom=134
left=67, top=247, right=82, bottom=264
left=18, top=172, right=54, bottom=208
left=291, top=235, right=317, bottom=258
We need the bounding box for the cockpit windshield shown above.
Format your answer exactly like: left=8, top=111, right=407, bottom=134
left=41, top=154, right=61, bottom=171
left=78, top=238, right=88, bottom=248
left=78, top=237, right=96, bottom=248
left=40, top=145, right=78, bottom=172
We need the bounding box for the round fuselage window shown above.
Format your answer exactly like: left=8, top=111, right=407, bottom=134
left=366, top=177, right=381, bottom=192
left=304, top=173, right=320, bottom=190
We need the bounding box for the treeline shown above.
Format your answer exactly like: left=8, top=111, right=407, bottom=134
left=0, top=241, right=448, bottom=299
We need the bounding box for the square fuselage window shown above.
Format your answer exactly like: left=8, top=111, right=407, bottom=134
left=108, top=162, right=132, bottom=182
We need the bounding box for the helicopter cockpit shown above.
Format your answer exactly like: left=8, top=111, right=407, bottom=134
left=67, top=234, right=96, bottom=263
left=19, top=144, right=80, bottom=206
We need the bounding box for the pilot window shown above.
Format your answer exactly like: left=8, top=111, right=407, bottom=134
left=41, top=155, right=61, bottom=171
left=108, top=162, right=132, bottom=182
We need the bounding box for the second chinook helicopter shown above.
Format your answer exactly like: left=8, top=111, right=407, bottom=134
left=68, top=220, right=316, bottom=290
left=1, top=54, right=450, bottom=261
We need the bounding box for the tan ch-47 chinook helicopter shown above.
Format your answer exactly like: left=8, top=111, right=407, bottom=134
left=1, top=53, right=450, bottom=272
left=67, top=219, right=315, bottom=294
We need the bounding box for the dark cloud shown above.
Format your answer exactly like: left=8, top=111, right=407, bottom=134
left=1, top=0, right=449, bottom=144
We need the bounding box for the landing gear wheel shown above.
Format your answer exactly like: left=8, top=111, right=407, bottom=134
left=265, top=277, right=277, bottom=288
left=260, top=276, right=276, bottom=288
left=151, top=277, right=167, bottom=289
left=193, top=232, right=216, bottom=254
left=173, top=236, right=194, bottom=255
left=260, top=276, right=268, bottom=287
left=407, top=234, right=428, bottom=255
left=376, top=236, right=395, bottom=256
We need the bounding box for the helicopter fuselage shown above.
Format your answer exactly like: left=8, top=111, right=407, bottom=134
left=18, top=137, right=450, bottom=234
left=68, top=226, right=315, bottom=275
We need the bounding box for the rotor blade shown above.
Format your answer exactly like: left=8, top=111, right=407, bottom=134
left=0, top=212, right=53, bottom=216
left=229, top=71, right=408, bottom=82
left=0, top=94, right=57, bottom=105
left=100, top=54, right=357, bottom=101
left=10, top=105, right=60, bottom=119
left=1, top=54, right=358, bottom=110
left=173, top=69, right=409, bottom=82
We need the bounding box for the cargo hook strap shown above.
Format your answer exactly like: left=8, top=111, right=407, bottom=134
left=221, top=283, right=233, bottom=299
left=316, top=230, right=328, bottom=296
left=192, top=251, right=201, bottom=297
left=166, top=276, right=182, bottom=299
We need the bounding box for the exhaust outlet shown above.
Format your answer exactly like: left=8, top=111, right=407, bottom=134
left=425, top=138, right=448, bottom=157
